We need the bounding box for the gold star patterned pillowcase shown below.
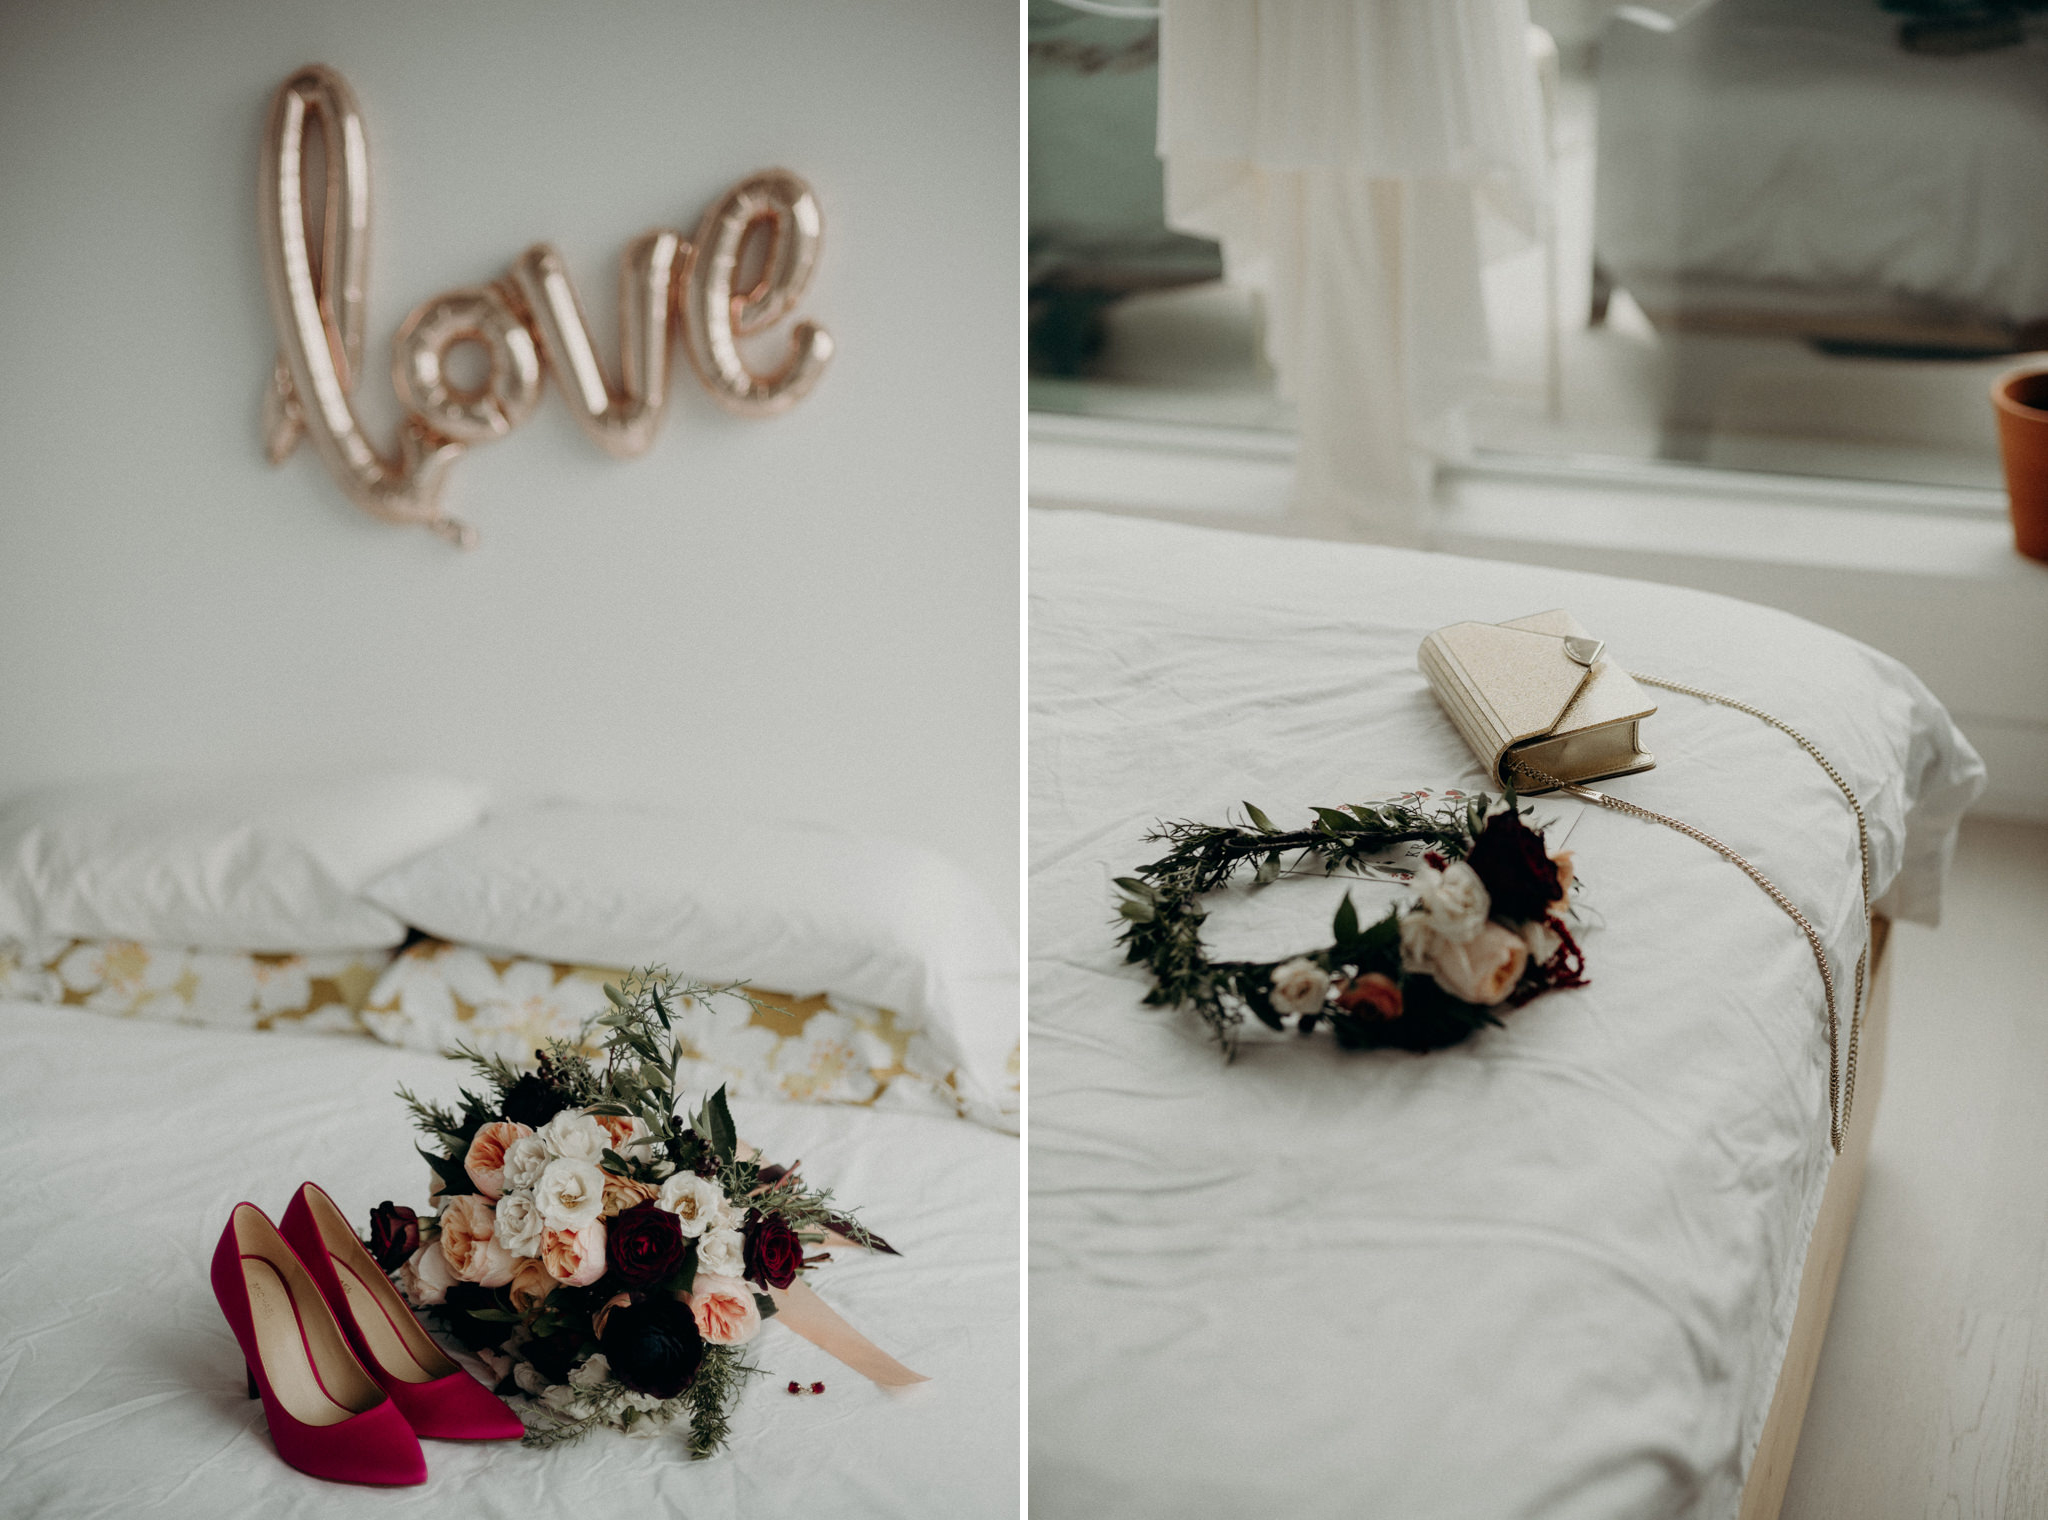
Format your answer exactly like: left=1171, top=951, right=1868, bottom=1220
left=0, top=936, right=391, bottom=1034
left=359, top=938, right=1018, bottom=1134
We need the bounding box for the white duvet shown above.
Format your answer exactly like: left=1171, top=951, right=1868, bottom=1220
left=1028, top=510, right=1982, bottom=1519
left=0, top=1005, right=1017, bottom=1519
left=1596, top=0, right=2048, bottom=325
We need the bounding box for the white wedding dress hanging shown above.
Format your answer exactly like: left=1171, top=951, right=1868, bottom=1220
left=1157, top=0, right=1550, bottom=544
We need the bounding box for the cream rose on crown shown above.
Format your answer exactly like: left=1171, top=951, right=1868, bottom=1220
left=1267, top=957, right=1331, bottom=1017
left=1414, top=859, right=1490, bottom=943
left=1426, top=922, right=1529, bottom=1007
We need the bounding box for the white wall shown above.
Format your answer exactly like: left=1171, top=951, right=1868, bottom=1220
left=0, top=0, right=1020, bottom=921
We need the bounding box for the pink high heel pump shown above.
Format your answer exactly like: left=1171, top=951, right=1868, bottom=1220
left=210, top=1203, right=427, bottom=1485
left=280, top=1181, right=525, bottom=1441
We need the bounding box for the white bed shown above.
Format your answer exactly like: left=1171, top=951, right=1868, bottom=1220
left=1595, top=0, right=2048, bottom=349
left=1028, top=509, right=1982, bottom=1519
left=0, top=1003, right=1018, bottom=1518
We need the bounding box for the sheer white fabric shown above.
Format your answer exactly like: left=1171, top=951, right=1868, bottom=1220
left=1158, top=0, right=1549, bottom=542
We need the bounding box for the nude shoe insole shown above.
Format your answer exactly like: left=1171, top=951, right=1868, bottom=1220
left=244, top=1259, right=372, bottom=1427
left=336, top=1258, right=456, bottom=1385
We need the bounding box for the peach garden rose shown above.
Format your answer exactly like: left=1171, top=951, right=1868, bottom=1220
left=399, top=1239, right=458, bottom=1306
left=438, top=1193, right=517, bottom=1287
left=541, top=1218, right=608, bottom=1286
left=463, top=1119, right=532, bottom=1199
left=684, top=1274, right=762, bottom=1345
left=1426, top=922, right=1529, bottom=1007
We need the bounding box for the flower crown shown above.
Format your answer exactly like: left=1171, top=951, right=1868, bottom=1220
left=1117, top=791, right=1587, bottom=1053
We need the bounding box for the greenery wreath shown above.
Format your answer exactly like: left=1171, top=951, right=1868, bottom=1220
left=1115, top=790, right=1588, bottom=1054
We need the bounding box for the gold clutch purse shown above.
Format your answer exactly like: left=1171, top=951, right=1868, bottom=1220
left=1418, top=610, right=1874, bottom=1155
left=1419, top=610, right=1657, bottom=792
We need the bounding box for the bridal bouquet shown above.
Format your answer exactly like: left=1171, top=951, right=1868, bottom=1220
left=376, top=970, right=883, bottom=1456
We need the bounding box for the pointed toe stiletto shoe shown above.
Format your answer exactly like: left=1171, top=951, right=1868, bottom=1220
left=281, top=1181, right=526, bottom=1442
left=210, top=1203, right=427, bottom=1486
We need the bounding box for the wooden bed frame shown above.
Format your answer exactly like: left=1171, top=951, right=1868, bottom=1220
left=1737, top=915, right=1892, bottom=1520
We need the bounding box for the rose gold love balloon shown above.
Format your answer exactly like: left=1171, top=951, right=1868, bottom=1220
left=683, top=171, right=834, bottom=415
left=259, top=65, right=473, bottom=548
left=510, top=231, right=686, bottom=458
left=390, top=285, right=543, bottom=444
left=257, top=65, right=832, bottom=546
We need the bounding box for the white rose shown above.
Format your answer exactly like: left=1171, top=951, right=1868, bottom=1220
left=1416, top=860, right=1491, bottom=943
left=398, top=1240, right=457, bottom=1307
left=537, top=1111, right=609, bottom=1165
left=655, top=1172, right=727, bottom=1238
left=713, top=1193, right=744, bottom=1232
left=513, top=1361, right=548, bottom=1395
left=1399, top=910, right=1441, bottom=975
left=494, top=1191, right=545, bottom=1257
left=501, top=1134, right=551, bottom=1193
left=534, top=1157, right=606, bottom=1229
left=697, top=1227, right=746, bottom=1279
left=1266, top=957, right=1330, bottom=1017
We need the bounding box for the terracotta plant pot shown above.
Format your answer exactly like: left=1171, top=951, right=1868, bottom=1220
left=1991, top=369, right=2048, bottom=562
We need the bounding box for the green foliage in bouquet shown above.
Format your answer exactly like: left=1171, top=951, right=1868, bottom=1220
left=391, top=969, right=876, bottom=1458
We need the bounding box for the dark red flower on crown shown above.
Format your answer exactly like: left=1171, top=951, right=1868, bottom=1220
left=1463, top=810, right=1562, bottom=923
left=365, top=1201, right=420, bottom=1272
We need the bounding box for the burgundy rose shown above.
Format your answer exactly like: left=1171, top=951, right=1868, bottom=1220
left=607, top=1201, right=689, bottom=1289
left=1463, top=810, right=1561, bottom=923
left=743, top=1213, right=803, bottom=1290
left=598, top=1296, right=704, bottom=1400
left=365, top=1201, right=420, bottom=1273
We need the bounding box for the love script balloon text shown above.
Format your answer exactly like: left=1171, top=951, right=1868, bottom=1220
left=259, top=64, right=832, bottom=548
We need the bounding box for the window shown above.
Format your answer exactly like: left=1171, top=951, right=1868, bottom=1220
left=1030, top=0, right=2035, bottom=497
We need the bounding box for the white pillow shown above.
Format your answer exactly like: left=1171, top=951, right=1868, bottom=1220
left=362, top=802, right=1019, bottom=1108
left=0, top=771, right=489, bottom=951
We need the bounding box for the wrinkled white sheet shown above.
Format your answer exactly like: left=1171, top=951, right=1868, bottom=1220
left=1597, top=0, right=2048, bottom=324
left=0, top=1004, right=1017, bottom=1519
left=1028, top=510, right=1983, bottom=1520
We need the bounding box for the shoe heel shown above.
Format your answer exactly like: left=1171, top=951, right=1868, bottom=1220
left=212, top=1202, right=427, bottom=1484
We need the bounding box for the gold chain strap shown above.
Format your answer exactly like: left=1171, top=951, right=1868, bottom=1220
left=1509, top=674, right=1872, bottom=1155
